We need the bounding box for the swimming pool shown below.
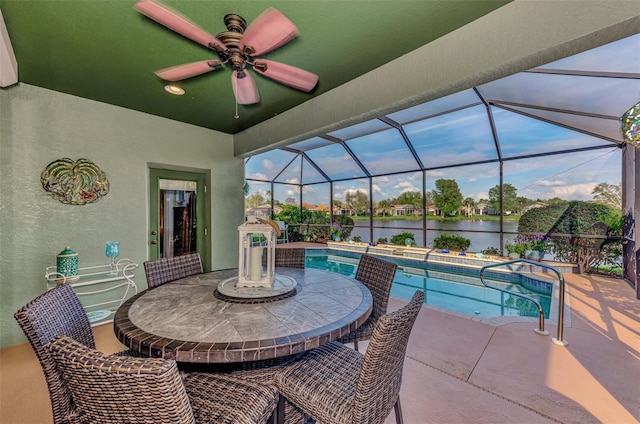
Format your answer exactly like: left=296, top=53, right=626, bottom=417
left=304, top=249, right=552, bottom=319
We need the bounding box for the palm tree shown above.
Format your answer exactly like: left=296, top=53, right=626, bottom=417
left=377, top=199, right=392, bottom=216
left=463, top=197, right=475, bottom=217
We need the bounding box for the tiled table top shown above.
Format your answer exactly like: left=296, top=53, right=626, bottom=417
left=114, top=268, right=372, bottom=363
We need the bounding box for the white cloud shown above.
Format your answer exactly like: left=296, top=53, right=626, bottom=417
left=476, top=191, right=488, bottom=201
left=548, top=183, right=597, bottom=200
left=247, top=172, right=267, bottom=180
left=425, top=170, right=446, bottom=178
left=535, top=179, right=566, bottom=187
left=261, top=159, right=274, bottom=170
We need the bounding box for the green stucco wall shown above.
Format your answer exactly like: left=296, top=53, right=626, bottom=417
left=0, top=84, right=244, bottom=348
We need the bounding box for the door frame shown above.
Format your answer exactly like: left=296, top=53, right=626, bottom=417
left=149, top=167, right=211, bottom=271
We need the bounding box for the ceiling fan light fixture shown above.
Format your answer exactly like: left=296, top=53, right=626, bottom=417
left=164, top=84, right=185, bottom=95
left=135, top=1, right=318, bottom=106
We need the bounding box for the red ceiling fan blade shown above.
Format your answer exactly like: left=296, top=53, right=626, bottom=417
left=253, top=60, right=318, bottom=92
left=232, top=70, right=260, bottom=105
left=134, top=0, right=227, bottom=52
left=155, top=60, right=222, bottom=81
left=239, top=8, right=299, bottom=57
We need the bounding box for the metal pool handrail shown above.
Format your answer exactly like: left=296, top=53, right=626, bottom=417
left=479, top=259, right=568, bottom=346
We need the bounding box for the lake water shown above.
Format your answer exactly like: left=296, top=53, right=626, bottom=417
left=349, top=219, right=519, bottom=253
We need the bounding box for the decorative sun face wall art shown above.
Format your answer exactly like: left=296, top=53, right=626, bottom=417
left=41, top=158, right=110, bottom=205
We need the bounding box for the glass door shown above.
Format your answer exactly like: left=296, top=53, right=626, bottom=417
left=149, top=168, right=209, bottom=270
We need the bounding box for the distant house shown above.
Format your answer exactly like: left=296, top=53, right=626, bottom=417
left=475, top=202, right=499, bottom=215
left=303, top=202, right=330, bottom=214
left=392, top=204, right=422, bottom=216
left=332, top=203, right=353, bottom=216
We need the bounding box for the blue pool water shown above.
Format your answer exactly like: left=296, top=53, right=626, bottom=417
left=304, top=249, right=552, bottom=319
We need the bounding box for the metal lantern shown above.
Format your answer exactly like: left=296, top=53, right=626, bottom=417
left=237, top=217, right=276, bottom=288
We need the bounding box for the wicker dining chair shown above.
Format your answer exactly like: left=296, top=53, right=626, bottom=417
left=338, top=254, right=397, bottom=351
left=274, top=290, right=425, bottom=424
left=274, top=248, right=306, bottom=269
left=198, top=355, right=309, bottom=424
left=143, top=252, right=203, bottom=288
left=14, top=283, right=142, bottom=424
left=48, top=335, right=280, bottom=424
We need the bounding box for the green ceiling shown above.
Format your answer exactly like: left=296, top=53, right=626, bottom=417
left=0, top=0, right=510, bottom=134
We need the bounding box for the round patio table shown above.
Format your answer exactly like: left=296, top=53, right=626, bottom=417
left=114, top=267, right=372, bottom=363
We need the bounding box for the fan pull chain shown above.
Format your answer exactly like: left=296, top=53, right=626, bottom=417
left=235, top=101, right=239, bottom=119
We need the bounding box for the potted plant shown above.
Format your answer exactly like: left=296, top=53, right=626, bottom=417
left=523, top=234, right=549, bottom=261
left=330, top=222, right=343, bottom=242
left=505, top=238, right=525, bottom=259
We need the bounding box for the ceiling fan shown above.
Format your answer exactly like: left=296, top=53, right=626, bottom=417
left=134, top=0, right=319, bottom=105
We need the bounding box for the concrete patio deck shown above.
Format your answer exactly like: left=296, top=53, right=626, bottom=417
left=383, top=271, right=639, bottom=424
left=1, top=259, right=638, bottom=424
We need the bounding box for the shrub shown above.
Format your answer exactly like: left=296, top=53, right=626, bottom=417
left=433, top=234, right=470, bottom=251
left=390, top=232, right=415, bottom=246
left=352, top=235, right=362, bottom=243
left=519, top=201, right=619, bottom=272
left=481, top=246, right=500, bottom=256
left=376, top=237, right=388, bottom=244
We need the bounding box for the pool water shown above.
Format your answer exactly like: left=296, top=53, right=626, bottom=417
left=304, top=249, right=551, bottom=319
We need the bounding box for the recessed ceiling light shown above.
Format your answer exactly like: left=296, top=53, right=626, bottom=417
left=164, top=84, right=185, bottom=95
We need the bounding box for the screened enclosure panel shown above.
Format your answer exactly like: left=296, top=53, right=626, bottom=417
left=477, top=73, right=640, bottom=119
left=288, top=136, right=335, bottom=152
left=273, top=183, right=300, bottom=207
left=301, top=156, right=328, bottom=185
left=346, top=128, right=420, bottom=175
left=372, top=172, right=423, bottom=204
left=302, top=182, right=330, bottom=209
left=405, top=105, right=498, bottom=169
left=245, top=181, right=271, bottom=199
left=304, top=143, right=366, bottom=181
left=275, top=156, right=302, bottom=184
left=503, top=148, right=621, bottom=202
left=502, top=105, right=623, bottom=143
left=334, top=178, right=370, bottom=215
left=327, top=118, right=391, bottom=140
left=493, top=108, right=615, bottom=158
left=425, top=163, right=499, bottom=225
left=538, top=34, right=639, bottom=74
left=387, top=89, right=481, bottom=124
left=245, top=149, right=297, bottom=181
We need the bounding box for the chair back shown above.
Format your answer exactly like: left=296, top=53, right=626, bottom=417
left=49, top=336, right=195, bottom=424
left=143, top=252, right=203, bottom=288
left=353, top=290, right=425, bottom=424
left=275, top=221, right=289, bottom=243
left=355, top=254, right=397, bottom=322
left=14, top=283, right=96, bottom=424
left=274, top=248, right=306, bottom=269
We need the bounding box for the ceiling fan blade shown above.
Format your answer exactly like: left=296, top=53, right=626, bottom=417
left=134, top=0, right=227, bottom=52
left=155, top=60, right=222, bottom=81
left=239, top=8, right=299, bottom=57
left=232, top=70, right=260, bottom=105
left=253, top=60, right=318, bottom=92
